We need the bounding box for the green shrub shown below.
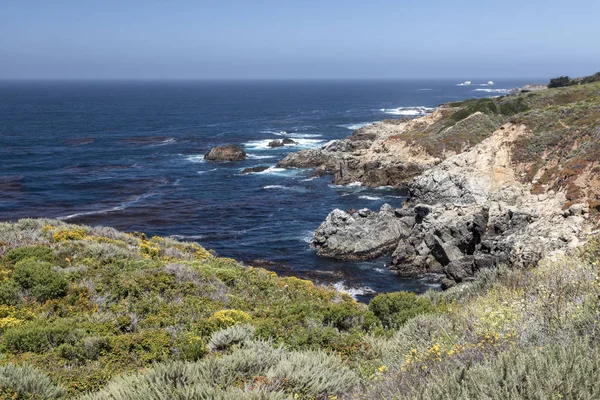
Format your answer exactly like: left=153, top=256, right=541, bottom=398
left=58, top=336, right=110, bottom=363
left=207, top=324, right=255, bottom=352
left=266, top=350, right=358, bottom=398
left=369, top=291, right=436, bottom=329
left=0, top=363, right=65, bottom=399
left=450, top=98, right=499, bottom=122
left=498, top=97, right=529, bottom=116
left=2, top=319, right=79, bottom=353
left=3, top=245, right=57, bottom=265
left=548, top=76, right=572, bottom=88
left=386, top=339, right=600, bottom=400
left=79, top=348, right=289, bottom=400
left=12, top=259, right=69, bottom=302
left=0, top=280, right=22, bottom=305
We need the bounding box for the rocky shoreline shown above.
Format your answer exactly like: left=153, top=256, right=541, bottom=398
left=277, top=89, right=599, bottom=288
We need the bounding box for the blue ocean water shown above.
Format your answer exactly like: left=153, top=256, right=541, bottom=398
left=0, top=79, right=532, bottom=300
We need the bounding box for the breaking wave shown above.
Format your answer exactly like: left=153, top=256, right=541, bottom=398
left=380, top=106, right=435, bottom=116
left=332, top=281, right=376, bottom=299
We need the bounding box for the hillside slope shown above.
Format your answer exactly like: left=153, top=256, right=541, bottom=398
left=1, top=220, right=600, bottom=399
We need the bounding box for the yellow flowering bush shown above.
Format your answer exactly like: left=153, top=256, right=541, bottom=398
left=208, top=309, right=252, bottom=328
left=53, top=228, right=87, bottom=242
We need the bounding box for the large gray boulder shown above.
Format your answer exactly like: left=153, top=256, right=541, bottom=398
left=313, top=204, right=411, bottom=261
left=204, top=145, right=247, bottom=161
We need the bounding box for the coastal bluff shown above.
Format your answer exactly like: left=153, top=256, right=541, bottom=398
left=280, top=79, right=600, bottom=287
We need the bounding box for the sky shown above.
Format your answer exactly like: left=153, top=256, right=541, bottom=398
left=1, top=0, right=599, bottom=80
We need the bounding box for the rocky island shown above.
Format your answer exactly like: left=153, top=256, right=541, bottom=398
left=281, top=78, right=600, bottom=288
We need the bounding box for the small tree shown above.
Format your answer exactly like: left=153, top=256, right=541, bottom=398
left=548, top=76, right=571, bottom=88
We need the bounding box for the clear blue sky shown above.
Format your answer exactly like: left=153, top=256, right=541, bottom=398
left=1, top=0, right=598, bottom=80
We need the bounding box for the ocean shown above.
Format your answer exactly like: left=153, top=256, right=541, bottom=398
left=0, top=79, right=532, bottom=301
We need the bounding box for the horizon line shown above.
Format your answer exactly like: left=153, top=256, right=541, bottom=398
left=0, top=76, right=549, bottom=83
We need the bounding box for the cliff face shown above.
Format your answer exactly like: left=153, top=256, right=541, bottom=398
left=283, top=81, right=600, bottom=287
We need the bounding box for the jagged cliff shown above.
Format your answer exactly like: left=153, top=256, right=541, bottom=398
left=280, top=80, right=600, bottom=287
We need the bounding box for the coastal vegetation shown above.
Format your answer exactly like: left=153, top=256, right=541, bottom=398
left=3, top=75, right=600, bottom=399
left=1, top=219, right=600, bottom=399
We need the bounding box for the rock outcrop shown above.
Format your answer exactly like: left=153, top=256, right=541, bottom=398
left=204, top=145, right=247, bottom=161
left=311, top=122, right=594, bottom=287
left=241, top=166, right=270, bottom=174
left=276, top=112, right=448, bottom=187
left=313, top=204, right=411, bottom=261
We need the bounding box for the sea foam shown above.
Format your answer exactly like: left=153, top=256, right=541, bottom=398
left=474, top=88, right=511, bottom=94
left=245, top=138, right=325, bottom=150
left=380, top=106, right=435, bottom=116
left=332, top=281, right=376, bottom=299
left=337, top=122, right=375, bottom=130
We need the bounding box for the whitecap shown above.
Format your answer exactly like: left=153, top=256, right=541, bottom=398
left=328, top=181, right=362, bottom=189
left=300, top=230, right=314, bottom=244
left=337, top=122, right=375, bottom=130
left=150, top=137, right=176, bottom=147
left=170, top=234, right=206, bottom=240
left=247, top=154, right=277, bottom=160
left=263, top=185, right=307, bottom=193
left=301, top=176, right=318, bottom=182
left=58, top=192, right=156, bottom=221
left=380, top=106, right=435, bottom=116
left=255, top=166, right=298, bottom=176
left=260, top=129, right=288, bottom=135
left=457, top=81, right=472, bottom=86
left=185, top=155, right=206, bottom=163
left=197, top=168, right=217, bottom=175
left=417, top=88, right=433, bottom=91
left=289, top=133, right=323, bottom=138
left=373, top=268, right=391, bottom=274
left=359, top=195, right=382, bottom=201
left=474, top=88, right=511, bottom=94
left=245, top=138, right=325, bottom=151
left=332, top=281, right=376, bottom=299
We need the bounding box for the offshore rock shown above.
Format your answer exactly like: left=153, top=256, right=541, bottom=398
left=241, top=166, right=270, bottom=174
left=204, top=144, right=247, bottom=161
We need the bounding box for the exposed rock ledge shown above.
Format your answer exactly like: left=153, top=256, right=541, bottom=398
left=277, top=110, right=450, bottom=187
left=313, top=123, right=594, bottom=288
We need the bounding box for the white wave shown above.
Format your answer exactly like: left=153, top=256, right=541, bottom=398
left=150, top=138, right=176, bottom=147
left=332, top=281, right=376, bottom=299
left=185, top=155, right=205, bottom=163
left=245, top=138, right=325, bottom=150
left=170, top=234, right=206, bottom=240
left=263, top=185, right=307, bottom=192
left=359, top=195, right=382, bottom=201
left=254, top=166, right=300, bottom=176
left=380, top=106, right=435, bottom=116
left=58, top=192, right=155, bottom=221
left=337, top=122, right=374, bottom=130
left=474, top=88, right=511, bottom=94
left=373, top=268, right=391, bottom=274
left=457, top=81, right=472, bottom=86
left=418, top=88, right=433, bottom=91
left=328, top=181, right=362, bottom=189
left=197, top=168, right=217, bottom=175
left=260, top=130, right=288, bottom=135
left=375, top=185, right=394, bottom=190
left=322, top=140, right=338, bottom=149
left=247, top=154, right=276, bottom=160
left=301, top=176, right=318, bottom=182
left=300, top=230, right=314, bottom=244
